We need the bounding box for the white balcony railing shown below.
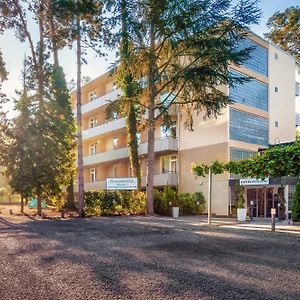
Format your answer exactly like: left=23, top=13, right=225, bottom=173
left=82, top=118, right=126, bottom=140
left=83, top=137, right=178, bottom=166
left=74, top=89, right=121, bottom=115
left=83, top=173, right=178, bottom=191
left=141, top=172, right=178, bottom=187
left=85, top=181, right=106, bottom=191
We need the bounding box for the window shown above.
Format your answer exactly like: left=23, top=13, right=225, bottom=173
left=160, top=122, right=176, bottom=138
left=236, top=38, right=268, bottom=77
left=230, top=109, right=268, bottom=146
left=296, top=113, right=300, bottom=127
left=88, top=91, right=97, bottom=102
left=160, top=92, right=175, bottom=108
left=229, top=70, right=268, bottom=111
left=90, top=143, right=97, bottom=155
left=136, top=133, right=141, bottom=145
left=161, top=155, right=177, bottom=173
left=112, top=165, right=118, bottom=177
left=275, top=86, right=278, bottom=93
left=112, top=82, right=117, bottom=91
left=296, top=82, right=300, bottom=96
left=274, top=53, right=278, bottom=60
left=90, top=168, right=96, bottom=182
left=113, top=137, right=118, bottom=150
left=275, top=121, right=279, bottom=128
left=230, top=148, right=256, bottom=161
left=89, top=117, right=97, bottom=128
left=111, top=112, right=118, bottom=121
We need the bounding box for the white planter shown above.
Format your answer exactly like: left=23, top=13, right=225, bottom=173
left=237, top=208, right=247, bottom=222
left=172, top=207, right=179, bottom=218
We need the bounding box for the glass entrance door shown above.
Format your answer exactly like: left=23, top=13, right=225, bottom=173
left=247, top=187, right=265, bottom=218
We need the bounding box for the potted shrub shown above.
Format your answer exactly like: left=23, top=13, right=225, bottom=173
left=236, top=185, right=247, bottom=222
left=163, top=187, right=179, bottom=218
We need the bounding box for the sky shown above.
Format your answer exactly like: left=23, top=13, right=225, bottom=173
left=0, top=0, right=299, bottom=113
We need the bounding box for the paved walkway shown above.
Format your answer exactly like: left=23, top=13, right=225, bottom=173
left=167, top=215, right=300, bottom=235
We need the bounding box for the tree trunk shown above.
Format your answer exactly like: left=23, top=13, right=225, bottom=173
left=121, top=0, right=141, bottom=189
left=47, top=0, right=59, bottom=66
left=126, top=101, right=141, bottom=189
left=146, top=22, right=157, bottom=215
left=66, top=175, right=75, bottom=209
left=36, top=195, right=42, bottom=216
left=20, top=194, right=24, bottom=214
left=76, top=19, right=84, bottom=217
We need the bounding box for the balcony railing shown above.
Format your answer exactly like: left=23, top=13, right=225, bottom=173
left=82, top=118, right=126, bottom=140
left=83, top=137, right=178, bottom=166
left=74, top=89, right=121, bottom=115
left=141, top=172, right=178, bottom=187
left=82, top=173, right=178, bottom=191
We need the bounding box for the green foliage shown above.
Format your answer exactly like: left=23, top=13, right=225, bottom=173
left=234, top=184, right=245, bottom=209
left=179, top=192, right=206, bottom=215
left=292, top=181, right=300, bottom=222
left=193, top=140, right=300, bottom=179
left=83, top=190, right=146, bottom=217
left=265, top=6, right=300, bottom=61
left=154, top=188, right=206, bottom=216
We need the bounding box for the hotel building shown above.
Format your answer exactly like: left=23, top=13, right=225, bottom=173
left=71, top=33, right=298, bottom=218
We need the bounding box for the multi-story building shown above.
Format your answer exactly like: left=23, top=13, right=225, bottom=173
left=71, top=33, right=298, bottom=218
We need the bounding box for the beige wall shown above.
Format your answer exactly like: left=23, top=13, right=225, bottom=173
left=179, top=143, right=229, bottom=215
left=178, top=107, right=229, bottom=151
left=268, top=44, right=295, bottom=144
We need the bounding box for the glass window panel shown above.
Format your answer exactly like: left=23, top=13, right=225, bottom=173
left=229, top=70, right=268, bottom=111
left=230, top=148, right=256, bottom=161
left=230, top=109, right=268, bottom=146
left=237, top=38, right=268, bottom=77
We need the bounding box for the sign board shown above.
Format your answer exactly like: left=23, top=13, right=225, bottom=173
left=106, top=178, right=138, bottom=190
left=240, top=178, right=269, bottom=186
left=271, top=208, right=276, bottom=215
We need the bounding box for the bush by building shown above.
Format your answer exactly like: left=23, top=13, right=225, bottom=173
left=83, top=190, right=146, bottom=217
left=154, top=187, right=206, bottom=216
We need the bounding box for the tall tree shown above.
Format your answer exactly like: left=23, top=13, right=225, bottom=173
left=0, top=49, right=9, bottom=166
left=52, top=0, right=103, bottom=216
left=0, top=1, right=76, bottom=215
left=105, top=0, right=143, bottom=188
left=106, top=0, right=260, bottom=214
left=265, top=6, right=300, bottom=60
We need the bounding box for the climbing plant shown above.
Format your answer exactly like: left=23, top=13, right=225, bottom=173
left=192, top=141, right=300, bottom=179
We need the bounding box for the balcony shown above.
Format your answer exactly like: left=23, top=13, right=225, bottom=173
left=83, top=147, right=128, bottom=166
left=141, top=172, right=178, bottom=187
left=74, top=89, right=121, bottom=115
left=82, top=118, right=126, bottom=140
left=83, top=137, right=178, bottom=166
left=83, top=173, right=178, bottom=191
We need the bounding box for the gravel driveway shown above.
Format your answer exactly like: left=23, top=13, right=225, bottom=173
left=0, top=215, right=299, bottom=300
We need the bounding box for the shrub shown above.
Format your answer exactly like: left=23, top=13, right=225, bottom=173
left=292, top=181, right=300, bottom=222
left=83, top=190, right=146, bottom=217
left=154, top=187, right=206, bottom=216
left=178, top=192, right=206, bottom=215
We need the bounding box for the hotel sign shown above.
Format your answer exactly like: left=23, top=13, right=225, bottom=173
left=106, top=178, right=138, bottom=190
left=240, top=178, right=269, bottom=186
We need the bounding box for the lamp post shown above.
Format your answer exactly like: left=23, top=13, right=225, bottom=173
left=207, top=168, right=212, bottom=225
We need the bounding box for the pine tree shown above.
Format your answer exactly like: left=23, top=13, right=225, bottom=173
left=104, top=0, right=260, bottom=214
left=265, top=6, right=300, bottom=61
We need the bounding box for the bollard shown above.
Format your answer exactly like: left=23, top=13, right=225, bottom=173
left=250, top=200, right=254, bottom=221
left=271, top=208, right=276, bottom=232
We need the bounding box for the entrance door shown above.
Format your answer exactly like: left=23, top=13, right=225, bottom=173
left=266, top=187, right=273, bottom=218
left=247, top=188, right=265, bottom=218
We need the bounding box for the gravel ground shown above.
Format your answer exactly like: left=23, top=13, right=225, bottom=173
left=0, top=215, right=299, bottom=300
